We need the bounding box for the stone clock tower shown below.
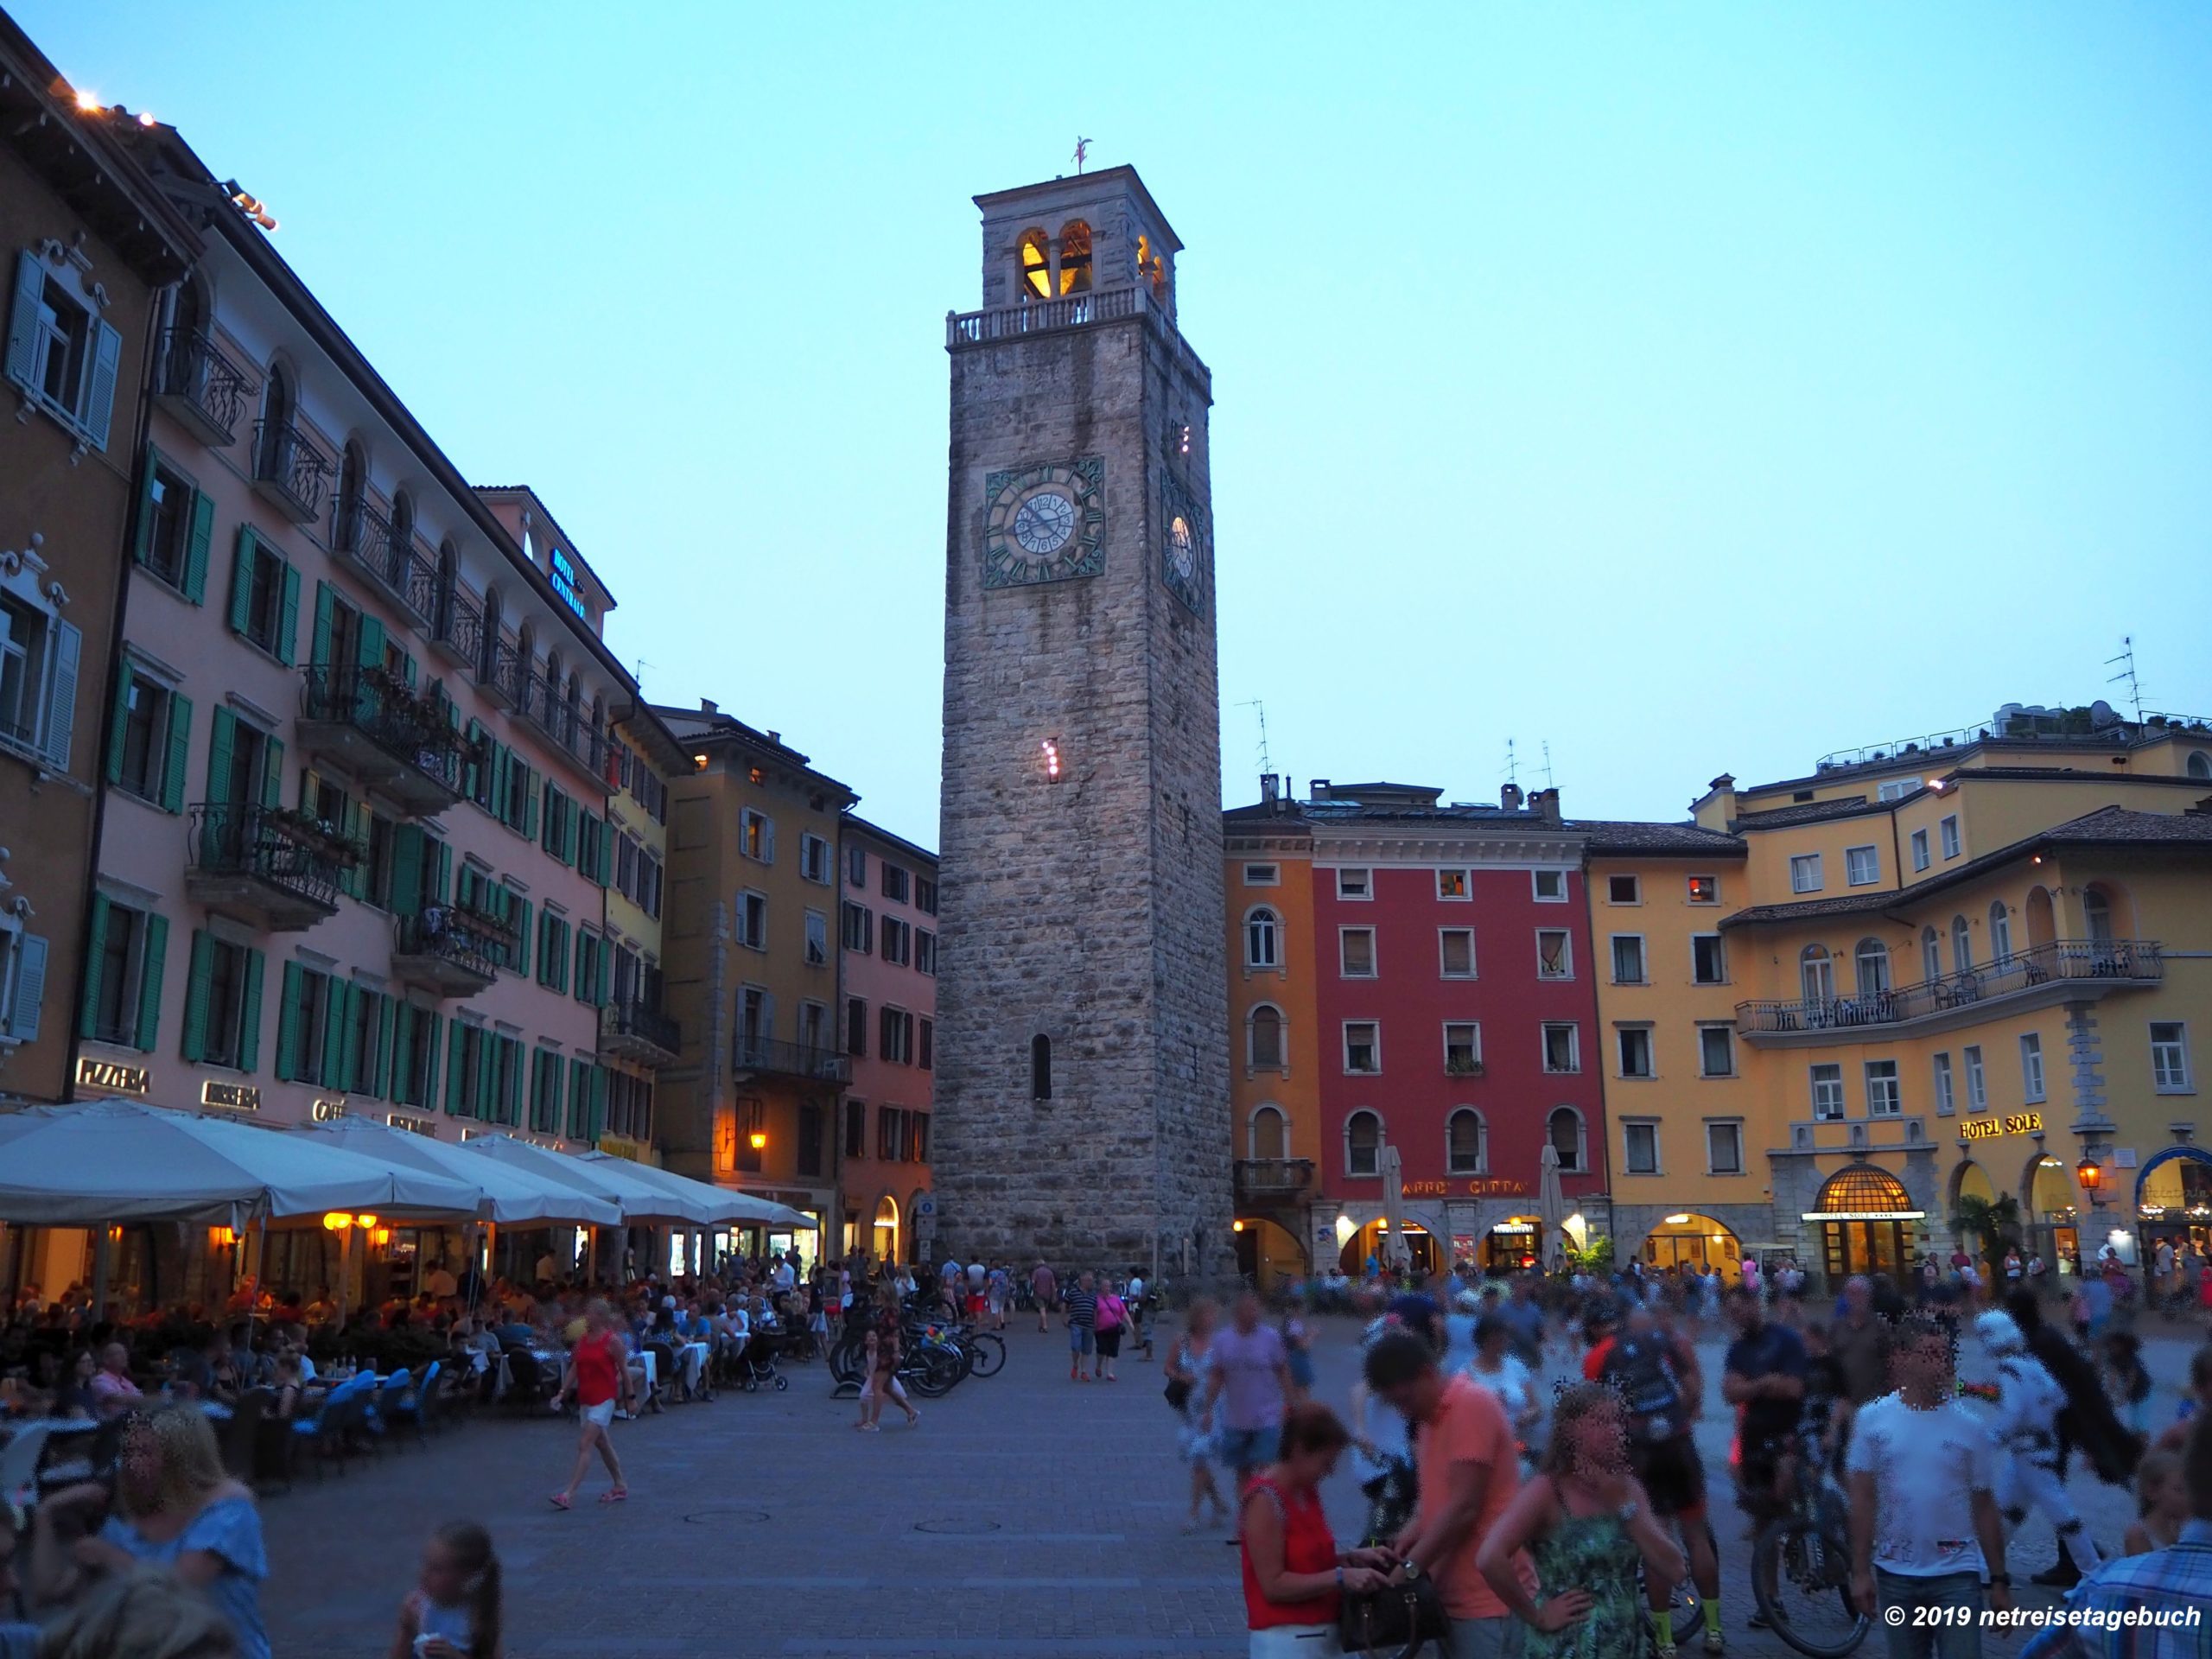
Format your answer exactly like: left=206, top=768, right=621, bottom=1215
left=932, top=167, right=1231, bottom=1282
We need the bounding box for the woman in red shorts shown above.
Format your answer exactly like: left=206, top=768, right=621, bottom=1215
left=551, top=1300, right=629, bottom=1509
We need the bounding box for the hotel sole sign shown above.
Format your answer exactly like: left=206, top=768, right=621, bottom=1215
left=1961, top=1111, right=2044, bottom=1142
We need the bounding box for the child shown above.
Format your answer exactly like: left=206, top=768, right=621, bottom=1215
left=389, top=1520, right=503, bottom=1659
left=1281, top=1311, right=1315, bottom=1403
left=270, top=1353, right=305, bottom=1421
left=2126, top=1448, right=2187, bottom=1555
left=2156, top=1344, right=2212, bottom=1452
left=2104, top=1331, right=2153, bottom=1437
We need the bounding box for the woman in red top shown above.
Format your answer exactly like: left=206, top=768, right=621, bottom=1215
left=1241, top=1402, right=1393, bottom=1656
left=550, top=1301, right=628, bottom=1510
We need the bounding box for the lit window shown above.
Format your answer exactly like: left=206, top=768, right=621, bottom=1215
left=1437, top=868, right=1469, bottom=900
left=1687, top=875, right=1719, bottom=905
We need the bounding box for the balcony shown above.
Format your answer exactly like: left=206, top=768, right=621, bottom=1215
left=152, top=327, right=251, bottom=447
left=1235, top=1158, right=1316, bottom=1207
left=184, top=802, right=345, bottom=931
left=296, top=664, right=463, bottom=813
left=390, top=909, right=502, bottom=998
left=521, top=671, right=612, bottom=783
left=252, top=417, right=334, bottom=524
left=1738, top=938, right=2164, bottom=1045
left=733, top=1035, right=849, bottom=1085
left=430, top=590, right=483, bottom=672
left=946, top=281, right=1211, bottom=394
left=477, top=638, right=524, bottom=710
left=600, top=999, right=681, bottom=1066
left=334, top=501, right=442, bottom=627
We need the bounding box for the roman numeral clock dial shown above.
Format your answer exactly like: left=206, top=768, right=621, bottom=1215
left=981, top=458, right=1106, bottom=588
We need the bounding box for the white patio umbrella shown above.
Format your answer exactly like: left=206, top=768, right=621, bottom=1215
left=1380, top=1142, right=1413, bottom=1270
left=1537, top=1142, right=1569, bottom=1271
left=0, top=1100, right=482, bottom=1225
left=576, top=1153, right=815, bottom=1230
left=302, top=1118, right=620, bottom=1228
left=452, top=1134, right=715, bottom=1226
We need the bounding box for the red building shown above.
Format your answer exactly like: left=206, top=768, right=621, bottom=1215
left=1236, top=780, right=1609, bottom=1273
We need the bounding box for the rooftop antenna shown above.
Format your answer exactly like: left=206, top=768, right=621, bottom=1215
left=1503, top=737, right=1519, bottom=789
left=1236, top=699, right=1272, bottom=778
left=1071, top=137, right=1092, bottom=175
left=2105, top=635, right=2144, bottom=723
left=1541, top=741, right=1556, bottom=790
left=632, top=658, right=654, bottom=695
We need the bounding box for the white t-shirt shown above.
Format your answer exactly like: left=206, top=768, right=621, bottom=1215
left=1845, top=1393, right=1995, bottom=1577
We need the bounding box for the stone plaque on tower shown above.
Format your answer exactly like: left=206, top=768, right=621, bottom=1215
left=931, top=167, right=1231, bottom=1283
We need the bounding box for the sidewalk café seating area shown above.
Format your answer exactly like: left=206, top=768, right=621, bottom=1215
left=0, top=1101, right=823, bottom=1505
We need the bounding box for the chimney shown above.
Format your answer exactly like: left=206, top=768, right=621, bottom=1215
left=1311, top=779, right=1332, bottom=802
left=1501, top=782, right=1523, bottom=812
left=700, top=697, right=718, bottom=716
left=1533, top=786, right=1562, bottom=825
left=766, top=730, right=781, bottom=745
left=1260, top=773, right=1280, bottom=806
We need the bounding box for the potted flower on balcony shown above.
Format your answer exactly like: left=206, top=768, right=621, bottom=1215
left=264, top=805, right=365, bottom=868
left=1446, top=1057, right=1484, bottom=1077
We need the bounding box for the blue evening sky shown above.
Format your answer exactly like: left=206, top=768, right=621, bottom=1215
left=27, top=3, right=2212, bottom=847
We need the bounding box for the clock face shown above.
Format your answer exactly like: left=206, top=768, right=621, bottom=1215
left=982, top=458, right=1106, bottom=588
left=1159, top=473, right=1209, bottom=615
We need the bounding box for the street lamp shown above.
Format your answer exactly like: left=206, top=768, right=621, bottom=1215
left=2077, top=1157, right=2105, bottom=1210
left=748, top=1129, right=768, bottom=1152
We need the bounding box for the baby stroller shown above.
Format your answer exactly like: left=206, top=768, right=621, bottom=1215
left=734, top=1324, right=794, bottom=1393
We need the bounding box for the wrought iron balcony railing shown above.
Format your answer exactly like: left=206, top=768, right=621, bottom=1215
left=299, top=664, right=463, bottom=805
left=185, top=802, right=344, bottom=928
left=153, top=327, right=252, bottom=444
left=252, top=416, right=334, bottom=523
left=1234, top=1158, right=1316, bottom=1203
left=1738, top=938, right=2163, bottom=1035
left=732, top=1034, right=849, bottom=1084
left=600, top=998, right=681, bottom=1063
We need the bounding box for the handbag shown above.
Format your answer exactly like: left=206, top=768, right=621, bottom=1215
left=1336, top=1573, right=1450, bottom=1656
left=1164, top=1375, right=1192, bottom=1411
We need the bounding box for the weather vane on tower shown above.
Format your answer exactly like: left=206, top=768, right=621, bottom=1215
left=1072, top=137, right=1091, bottom=174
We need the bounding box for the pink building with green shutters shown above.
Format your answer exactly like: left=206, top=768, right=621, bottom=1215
left=76, top=118, right=656, bottom=1217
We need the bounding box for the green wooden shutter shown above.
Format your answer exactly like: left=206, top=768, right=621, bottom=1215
left=568, top=1058, right=590, bottom=1140
left=310, top=582, right=335, bottom=667
left=521, top=766, right=539, bottom=839
left=376, top=994, right=395, bottom=1097
left=506, top=1039, right=524, bottom=1125
left=322, top=978, right=352, bottom=1088
left=104, top=659, right=134, bottom=785
left=130, top=447, right=161, bottom=569
left=589, top=1065, right=608, bottom=1142
left=462, top=721, right=484, bottom=800
left=207, top=707, right=237, bottom=806
left=540, top=783, right=556, bottom=855
left=566, top=803, right=583, bottom=868
left=181, top=486, right=214, bottom=605
left=446, top=1022, right=467, bottom=1113
left=388, top=1003, right=412, bottom=1102
left=133, top=912, right=168, bottom=1052
left=260, top=736, right=284, bottom=810
left=420, top=1010, right=442, bottom=1106
left=595, top=817, right=613, bottom=887
left=512, top=898, right=532, bottom=974
left=77, top=894, right=111, bottom=1039
left=489, top=745, right=509, bottom=821
left=180, top=929, right=213, bottom=1062
left=547, top=1052, right=566, bottom=1135
left=276, top=562, right=300, bottom=666
left=226, top=527, right=257, bottom=635
left=161, top=693, right=193, bottom=815
left=432, top=837, right=452, bottom=904
left=556, top=920, right=571, bottom=994
left=357, top=613, right=385, bottom=671
left=275, top=961, right=302, bottom=1081
left=389, top=825, right=424, bottom=918
left=238, top=949, right=264, bottom=1074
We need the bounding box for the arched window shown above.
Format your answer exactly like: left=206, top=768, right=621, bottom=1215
left=1030, top=1033, right=1052, bottom=1101
left=541, top=645, right=561, bottom=730
left=2190, top=751, right=2212, bottom=781
left=1951, top=915, right=1973, bottom=975
left=2082, top=887, right=2113, bottom=945
left=1249, top=1104, right=1287, bottom=1161
left=519, top=626, right=540, bottom=718
left=1057, top=220, right=1093, bottom=294
left=1799, top=944, right=1834, bottom=1006
left=435, top=540, right=458, bottom=641
left=1344, top=1109, right=1382, bottom=1178
left=258, top=363, right=296, bottom=475
left=589, top=695, right=606, bottom=758
left=480, top=586, right=503, bottom=681
left=1922, top=925, right=1942, bottom=984
left=563, top=672, right=582, bottom=747
left=1988, top=901, right=2012, bottom=965
left=1446, top=1108, right=1485, bottom=1175
left=1854, top=938, right=1890, bottom=995
left=1019, top=228, right=1050, bottom=300
left=1248, top=1004, right=1284, bottom=1070
left=1548, top=1106, right=1585, bottom=1173
left=334, top=442, right=365, bottom=552
left=1245, top=906, right=1280, bottom=969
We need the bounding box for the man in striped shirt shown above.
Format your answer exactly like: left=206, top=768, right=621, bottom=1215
left=1064, top=1273, right=1098, bottom=1382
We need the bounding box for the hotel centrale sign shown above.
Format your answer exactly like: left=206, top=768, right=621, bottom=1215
left=1961, top=1110, right=2044, bottom=1142
left=75, top=1057, right=149, bottom=1095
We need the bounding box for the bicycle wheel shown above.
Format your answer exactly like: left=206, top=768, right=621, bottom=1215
left=828, top=1338, right=866, bottom=1387
left=966, top=1332, right=1007, bottom=1377
left=1751, top=1516, right=1871, bottom=1659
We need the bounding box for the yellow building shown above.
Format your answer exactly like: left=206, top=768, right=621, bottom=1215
left=1224, top=791, right=1323, bottom=1287
left=594, top=702, right=687, bottom=1166
left=652, top=702, right=855, bottom=1249
left=1666, top=705, right=2212, bottom=1283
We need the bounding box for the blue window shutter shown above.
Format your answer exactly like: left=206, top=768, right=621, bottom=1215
left=104, top=658, right=133, bottom=785
left=81, top=320, right=122, bottom=450
left=77, top=895, right=110, bottom=1040
left=447, top=1022, right=467, bottom=1114
left=310, top=582, right=335, bottom=667
left=134, top=912, right=168, bottom=1052
left=161, top=693, right=193, bottom=815
left=276, top=562, right=300, bottom=666
left=180, top=929, right=213, bottom=1062
left=238, top=949, right=264, bottom=1074
left=8, top=933, right=48, bottom=1043
left=207, top=706, right=237, bottom=805
left=39, top=621, right=80, bottom=773
left=3, top=250, right=43, bottom=393
left=226, top=527, right=257, bottom=636
left=275, top=960, right=302, bottom=1081
left=181, top=486, right=214, bottom=605
left=589, top=1065, right=608, bottom=1141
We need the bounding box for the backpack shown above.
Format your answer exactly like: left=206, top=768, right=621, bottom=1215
left=1603, top=1333, right=1682, bottom=1441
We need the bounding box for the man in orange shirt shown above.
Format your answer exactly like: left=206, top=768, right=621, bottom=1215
left=1367, top=1329, right=1528, bottom=1659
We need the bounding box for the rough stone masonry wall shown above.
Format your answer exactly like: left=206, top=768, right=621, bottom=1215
left=933, top=314, right=1227, bottom=1281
